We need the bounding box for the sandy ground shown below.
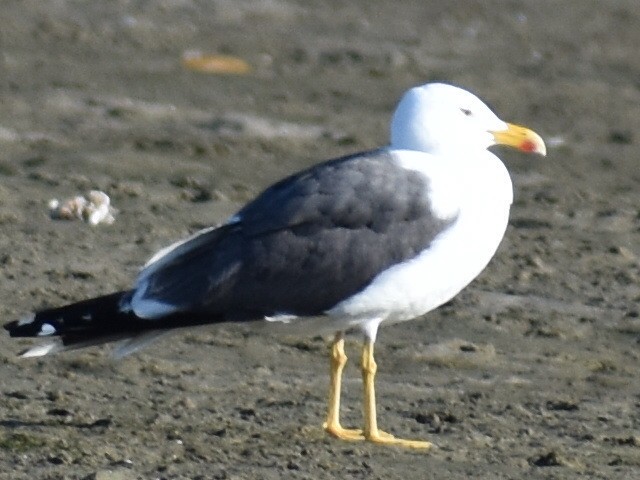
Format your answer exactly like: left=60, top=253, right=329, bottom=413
left=1, top=1, right=639, bottom=479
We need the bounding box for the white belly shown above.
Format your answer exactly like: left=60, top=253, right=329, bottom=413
left=326, top=149, right=513, bottom=339
left=327, top=203, right=509, bottom=322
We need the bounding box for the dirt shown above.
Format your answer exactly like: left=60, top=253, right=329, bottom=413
left=1, top=1, right=639, bottom=479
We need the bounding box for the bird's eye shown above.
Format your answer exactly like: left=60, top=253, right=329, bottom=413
left=460, top=108, right=473, bottom=117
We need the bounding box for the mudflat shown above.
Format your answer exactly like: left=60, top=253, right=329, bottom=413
left=0, top=1, right=639, bottom=479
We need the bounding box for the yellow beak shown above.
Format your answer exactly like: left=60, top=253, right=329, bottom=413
left=491, top=123, right=546, bottom=156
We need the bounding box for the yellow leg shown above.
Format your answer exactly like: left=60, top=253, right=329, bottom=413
left=361, top=339, right=432, bottom=449
left=323, top=333, right=363, bottom=440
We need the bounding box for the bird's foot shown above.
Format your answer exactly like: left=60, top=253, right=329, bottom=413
left=324, top=423, right=432, bottom=449
left=365, top=430, right=432, bottom=449
left=323, top=422, right=363, bottom=441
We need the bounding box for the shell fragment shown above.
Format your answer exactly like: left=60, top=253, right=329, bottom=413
left=49, top=190, right=116, bottom=225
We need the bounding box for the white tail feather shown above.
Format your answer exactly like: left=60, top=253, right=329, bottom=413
left=20, top=342, right=62, bottom=358
left=16, top=313, right=36, bottom=326
left=111, top=330, right=173, bottom=359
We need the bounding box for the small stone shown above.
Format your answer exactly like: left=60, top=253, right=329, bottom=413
left=84, top=469, right=135, bottom=480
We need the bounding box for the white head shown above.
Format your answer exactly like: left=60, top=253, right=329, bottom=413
left=390, top=83, right=546, bottom=157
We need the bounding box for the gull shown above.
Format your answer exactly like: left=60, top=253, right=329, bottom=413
left=5, top=83, right=546, bottom=448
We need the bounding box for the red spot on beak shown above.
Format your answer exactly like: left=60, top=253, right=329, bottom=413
left=520, top=139, right=537, bottom=153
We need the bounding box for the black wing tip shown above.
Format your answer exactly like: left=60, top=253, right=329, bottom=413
left=4, top=314, right=39, bottom=337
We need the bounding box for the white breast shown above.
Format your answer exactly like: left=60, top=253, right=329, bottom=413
left=327, top=149, right=513, bottom=335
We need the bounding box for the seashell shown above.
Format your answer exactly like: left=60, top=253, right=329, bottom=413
left=182, top=51, right=251, bottom=75
left=49, top=190, right=116, bottom=225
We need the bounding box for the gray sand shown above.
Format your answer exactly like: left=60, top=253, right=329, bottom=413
left=1, top=1, right=639, bottom=479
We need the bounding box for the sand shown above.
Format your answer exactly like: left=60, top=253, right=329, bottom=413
left=1, top=1, right=639, bottom=479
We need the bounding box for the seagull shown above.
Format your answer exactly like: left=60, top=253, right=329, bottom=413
left=4, top=83, right=546, bottom=448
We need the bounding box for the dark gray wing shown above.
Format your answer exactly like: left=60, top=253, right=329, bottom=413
left=134, top=149, right=456, bottom=321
